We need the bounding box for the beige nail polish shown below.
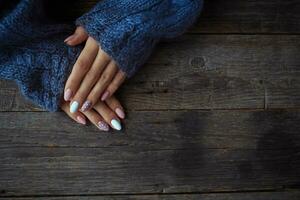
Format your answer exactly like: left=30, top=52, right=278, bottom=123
left=115, top=108, right=125, bottom=119
left=64, top=88, right=72, bottom=101
left=77, top=116, right=86, bottom=125
left=101, top=91, right=110, bottom=101
left=64, top=35, right=75, bottom=43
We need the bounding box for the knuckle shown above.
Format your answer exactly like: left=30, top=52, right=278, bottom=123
left=90, top=113, right=100, bottom=124
left=75, top=89, right=90, bottom=102
left=109, top=101, right=119, bottom=110
left=108, top=82, right=118, bottom=92
left=73, top=93, right=83, bottom=102
left=85, top=71, right=98, bottom=83
left=99, top=50, right=110, bottom=61
left=87, top=91, right=98, bottom=102
left=67, top=77, right=77, bottom=87
left=108, top=111, right=117, bottom=120
left=76, top=59, right=90, bottom=71
left=99, top=73, right=111, bottom=85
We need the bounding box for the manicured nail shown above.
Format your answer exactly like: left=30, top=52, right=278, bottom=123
left=64, top=35, right=75, bottom=43
left=115, top=108, right=125, bottom=119
left=81, top=100, right=92, bottom=112
left=70, top=101, right=79, bottom=113
left=64, top=88, right=72, bottom=101
left=101, top=91, right=110, bottom=101
left=98, top=121, right=109, bottom=131
left=111, top=119, right=122, bottom=131
left=76, top=116, right=86, bottom=125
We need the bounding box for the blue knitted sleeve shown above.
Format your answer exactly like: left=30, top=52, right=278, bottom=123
left=76, top=0, right=204, bottom=77
left=0, top=0, right=203, bottom=112
left=0, top=0, right=82, bottom=111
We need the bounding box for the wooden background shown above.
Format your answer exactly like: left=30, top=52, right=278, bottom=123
left=0, top=0, right=299, bottom=199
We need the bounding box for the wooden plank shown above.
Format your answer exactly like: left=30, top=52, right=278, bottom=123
left=0, top=110, right=299, bottom=148
left=3, top=191, right=300, bottom=199
left=0, top=80, right=39, bottom=111
left=193, top=0, right=300, bottom=33
left=262, top=40, right=300, bottom=108
left=49, top=0, right=300, bottom=34
left=0, top=111, right=299, bottom=195
left=1, top=35, right=299, bottom=111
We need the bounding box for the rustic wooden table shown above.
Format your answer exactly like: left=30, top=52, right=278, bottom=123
left=0, top=0, right=299, bottom=199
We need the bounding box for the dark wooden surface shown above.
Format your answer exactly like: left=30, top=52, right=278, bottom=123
left=0, top=0, right=300, bottom=199
left=4, top=191, right=300, bottom=200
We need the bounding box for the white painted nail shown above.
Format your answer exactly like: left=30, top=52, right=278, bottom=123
left=70, top=101, right=79, bottom=113
left=111, top=119, right=122, bottom=131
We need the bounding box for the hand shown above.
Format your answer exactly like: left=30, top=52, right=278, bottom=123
left=60, top=96, right=125, bottom=131
left=63, top=26, right=126, bottom=113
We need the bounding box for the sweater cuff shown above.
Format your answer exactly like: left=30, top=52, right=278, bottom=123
left=76, top=18, right=159, bottom=77
left=75, top=0, right=203, bottom=77
left=0, top=36, right=81, bottom=112
left=75, top=0, right=166, bottom=77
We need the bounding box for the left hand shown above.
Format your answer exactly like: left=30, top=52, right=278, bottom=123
left=61, top=95, right=125, bottom=131
left=63, top=26, right=126, bottom=113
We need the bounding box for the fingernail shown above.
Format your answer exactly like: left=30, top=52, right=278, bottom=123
left=111, top=119, right=122, bottom=131
left=81, top=100, right=92, bottom=112
left=64, top=88, right=72, bottom=101
left=98, top=121, right=109, bottom=131
left=64, top=35, right=75, bottom=43
left=70, top=101, right=79, bottom=113
left=115, top=108, right=125, bottom=119
left=101, top=91, right=110, bottom=101
left=76, top=116, right=86, bottom=125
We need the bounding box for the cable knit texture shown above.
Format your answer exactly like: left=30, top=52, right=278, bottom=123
left=76, top=0, right=204, bottom=77
left=0, top=0, right=203, bottom=111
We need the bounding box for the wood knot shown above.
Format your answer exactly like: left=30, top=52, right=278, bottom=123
left=190, top=57, right=205, bottom=69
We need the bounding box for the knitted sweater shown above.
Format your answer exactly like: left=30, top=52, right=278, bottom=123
left=0, top=0, right=203, bottom=111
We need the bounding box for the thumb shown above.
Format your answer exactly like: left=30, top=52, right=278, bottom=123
left=64, top=26, right=88, bottom=46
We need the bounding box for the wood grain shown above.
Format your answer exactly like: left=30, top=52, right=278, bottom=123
left=1, top=110, right=299, bottom=148
left=0, top=111, right=299, bottom=196
left=48, top=0, right=300, bottom=34
left=3, top=191, right=300, bottom=199
left=193, top=0, right=300, bottom=33
left=1, top=0, right=300, bottom=198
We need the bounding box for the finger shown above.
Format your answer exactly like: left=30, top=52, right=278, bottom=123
left=83, top=109, right=110, bottom=132
left=101, top=70, right=126, bottom=101
left=64, top=26, right=88, bottom=46
left=64, top=37, right=99, bottom=102
left=71, top=49, right=111, bottom=112
left=64, top=38, right=99, bottom=112
left=84, top=61, right=118, bottom=110
left=105, top=96, right=125, bottom=119
left=60, top=101, right=86, bottom=125
left=94, top=101, right=122, bottom=131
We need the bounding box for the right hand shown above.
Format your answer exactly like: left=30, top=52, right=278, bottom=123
left=63, top=26, right=127, bottom=114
